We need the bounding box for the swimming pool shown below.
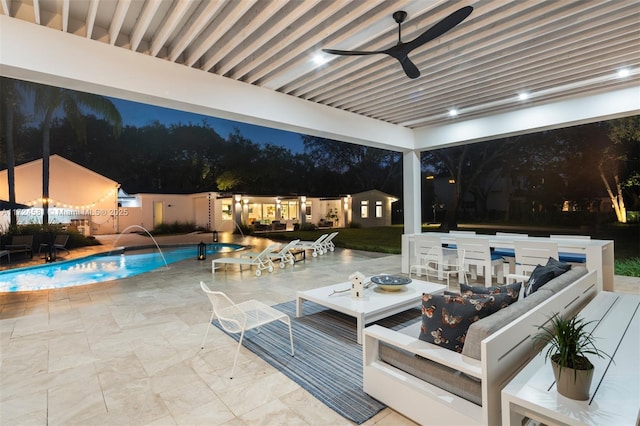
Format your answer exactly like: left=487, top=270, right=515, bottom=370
left=0, top=243, right=244, bottom=292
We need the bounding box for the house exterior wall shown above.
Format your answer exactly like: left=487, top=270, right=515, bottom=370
left=117, top=193, right=214, bottom=232
left=350, top=190, right=396, bottom=227
left=0, top=155, right=119, bottom=235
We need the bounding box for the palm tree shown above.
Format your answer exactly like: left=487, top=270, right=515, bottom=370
left=0, top=77, right=22, bottom=229
left=31, top=84, right=122, bottom=225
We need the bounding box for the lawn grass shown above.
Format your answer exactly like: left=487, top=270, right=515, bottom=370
left=262, top=222, right=640, bottom=277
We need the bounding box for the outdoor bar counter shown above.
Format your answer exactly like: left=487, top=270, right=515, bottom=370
left=401, top=233, right=614, bottom=291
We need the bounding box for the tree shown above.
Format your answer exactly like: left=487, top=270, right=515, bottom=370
left=302, top=135, right=402, bottom=195
left=29, top=84, right=122, bottom=225
left=0, top=78, right=21, bottom=228
left=604, top=116, right=640, bottom=222
left=426, top=139, right=515, bottom=229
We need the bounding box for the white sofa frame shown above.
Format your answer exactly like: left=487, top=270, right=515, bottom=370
left=363, top=270, right=598, bottom=426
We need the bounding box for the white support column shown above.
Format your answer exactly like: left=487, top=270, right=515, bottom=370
left=403, top=150, right=421, bottom=235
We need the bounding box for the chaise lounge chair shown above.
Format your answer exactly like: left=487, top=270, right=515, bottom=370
left=320, top=231, right=338, bottom=253
left=268, top=239, right=301, bottom=268
left=293, top=233, right=329, bottom=257
left=241, top=240, right=301, bottom=269
left=212, top=244, right=278, bottom=276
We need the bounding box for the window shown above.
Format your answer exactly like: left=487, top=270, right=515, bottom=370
left=221, top=201, right=232, bottom=220
left=305, top=205, right=312, bottom=220
left=360, top=201, right=369, bottom=218
left=280, top=201, right=298, bottom=220
left=375, top=201, right=383, bottom=218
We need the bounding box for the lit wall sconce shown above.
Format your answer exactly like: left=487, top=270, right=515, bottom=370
left=448, top=179, right=456, bottom=184
left=197, top=241, right=207, bottom=260
left=234, top=194, right=242, bottom=202
left=212, top=230, right=218, bottom=243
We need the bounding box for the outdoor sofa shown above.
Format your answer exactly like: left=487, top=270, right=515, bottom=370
left=363, top=266, right=597, bottom=425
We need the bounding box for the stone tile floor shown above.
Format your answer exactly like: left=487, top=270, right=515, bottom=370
left=0, top=232, right=637, bottom=425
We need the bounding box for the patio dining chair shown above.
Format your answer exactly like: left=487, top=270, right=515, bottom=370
left=200, top=282, right=294, bottom=379
left=455, top=237, right=503, bottom=287
left=410, top=235, right=465, bottom=288
left=507, top=240, right=559, bottom=284
left=38, top=234, right=70, bottom=256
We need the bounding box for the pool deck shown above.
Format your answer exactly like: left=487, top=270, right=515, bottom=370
left=0, top=232, right=638, bottom=425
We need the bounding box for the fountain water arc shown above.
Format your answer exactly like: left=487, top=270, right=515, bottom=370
left=111, top=225, right=169, bottom=269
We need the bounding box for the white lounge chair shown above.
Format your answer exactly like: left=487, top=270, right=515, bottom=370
left=242, top=239, right=301, bottom=269
left=269, top=239, right=301, bottom=268
left=294, top=234, right=328, bottom=257
left=320, top=232, right=338, bottom=253
left=212, top=244, right=277, bottom=276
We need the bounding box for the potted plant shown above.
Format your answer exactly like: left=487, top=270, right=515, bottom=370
left=533, top=314, right=610, bottom=400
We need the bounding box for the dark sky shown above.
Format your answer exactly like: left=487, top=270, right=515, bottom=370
left=108, top=97, right=306, bottom=154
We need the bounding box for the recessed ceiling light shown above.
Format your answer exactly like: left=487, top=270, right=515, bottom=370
left=518, top=92, right=530, bottom=101
left=617, top=68, right=630, bottom=78
left=312, top=53, right=326, bottom=65
left=448, top=108, right=458, bottom=117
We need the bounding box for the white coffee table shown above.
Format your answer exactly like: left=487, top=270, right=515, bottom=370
left=296, top=278, right=446, bottom=344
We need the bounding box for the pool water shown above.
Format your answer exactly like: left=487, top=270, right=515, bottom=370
left=0, top=243, right=244, bottom=292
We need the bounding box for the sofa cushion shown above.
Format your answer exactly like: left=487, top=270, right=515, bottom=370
left=419, top=293, right=512, bottom=353
left=379, top=341, right=482, bottom=406
left=524, top=265, right=556, bottom=297
left=460, top=282, right=521, bottom=304
left=461, top=289, right=554, bottom=360
left=538, top=266, right=588, bottom=294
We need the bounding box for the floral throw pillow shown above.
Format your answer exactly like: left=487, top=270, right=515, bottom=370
left=460, top=282, right=521, bottom=304
left=418, top=292, right=512, bottom=353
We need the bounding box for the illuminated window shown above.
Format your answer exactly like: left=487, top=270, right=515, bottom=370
left=361, top=201, right=369, bottom=218
left=375, top=201, right=383, bottom=218
left=280, top=201, right=299, bottom=220
left=221, top=201, right=232, bottom=220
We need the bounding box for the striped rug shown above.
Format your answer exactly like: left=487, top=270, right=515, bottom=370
left=213, top=300, right=421, bottom=424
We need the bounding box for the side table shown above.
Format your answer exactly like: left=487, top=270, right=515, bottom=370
left=501, top=291, right=639, bottom=426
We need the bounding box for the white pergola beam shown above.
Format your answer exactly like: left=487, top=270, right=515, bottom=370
left=413, top=87, right=640, bottom=149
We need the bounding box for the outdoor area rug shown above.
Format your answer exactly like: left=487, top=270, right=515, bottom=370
left=212, top=299, right=421, bottom=424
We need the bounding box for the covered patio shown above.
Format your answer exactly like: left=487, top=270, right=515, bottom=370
left=1, top=0, right=638, bottom=231
left=1, top=1, right=639, bottom=424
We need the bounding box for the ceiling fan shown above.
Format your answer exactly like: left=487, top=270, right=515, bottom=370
left=322, top=6, right=473, bottom=79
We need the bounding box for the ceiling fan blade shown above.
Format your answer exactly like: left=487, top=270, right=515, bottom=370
left=398, top=56, right=420, bottom=79
left=322, top=48, right=384, bottom=56
left=403, top=6, right=473, bottom=53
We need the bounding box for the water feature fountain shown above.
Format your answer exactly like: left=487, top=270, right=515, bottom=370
left=231, top=220, right=245, bottom=238
left=110, top=225, right=169, bottom=269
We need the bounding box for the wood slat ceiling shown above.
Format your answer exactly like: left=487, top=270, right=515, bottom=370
left=3, top=0, right=639, bottom=129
